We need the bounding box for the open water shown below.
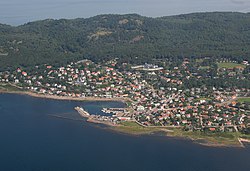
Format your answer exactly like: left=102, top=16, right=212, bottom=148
left=0, top=93, right=250, bottom=171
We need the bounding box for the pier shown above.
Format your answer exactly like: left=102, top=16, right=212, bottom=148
left=75, top=106, right=90, bottom=118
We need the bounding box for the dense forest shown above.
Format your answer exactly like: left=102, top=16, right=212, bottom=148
left=0, top=12, right=250, bottom=70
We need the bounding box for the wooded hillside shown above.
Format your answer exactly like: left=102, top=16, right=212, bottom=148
left=0, top=12, right=250, bottom=70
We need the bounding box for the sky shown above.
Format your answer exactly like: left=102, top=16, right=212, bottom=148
left=0, top=0, right=250, bottom=26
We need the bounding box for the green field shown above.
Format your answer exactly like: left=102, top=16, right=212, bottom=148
left=198, top=66, right=210, bottom=70
left=167, top=128, right=243, bottom=146
left=194, top=97, right=212, bottom=102
left=195, top=59, right=204, bottom=63
left=237, top=97, right=250, bottom=103
left=217, top=62, right=246, bottom=69
left=114, top=121, right=162, bottom=135
left=114, top=121, right=249, bottom=147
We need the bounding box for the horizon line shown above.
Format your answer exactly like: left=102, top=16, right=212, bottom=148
left=1, top=11, right=249, bottom=27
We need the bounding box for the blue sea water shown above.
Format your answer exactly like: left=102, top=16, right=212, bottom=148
left=0, top=93, right=250, bottom=171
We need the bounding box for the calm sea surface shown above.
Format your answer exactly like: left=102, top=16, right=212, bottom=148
left=0, top=93, right=250, bottom=171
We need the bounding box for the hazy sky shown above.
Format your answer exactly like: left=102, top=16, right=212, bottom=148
left=0, top=0, right=250, bottom=25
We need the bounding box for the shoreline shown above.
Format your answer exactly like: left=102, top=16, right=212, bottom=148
left=1, top=89, right=249, bottom=148
left=87, top=118, right=118, bottom=127
left=116, top=126, right=246, bottom=148
left=113, top=125, right=245, bottom=148
left=0, top=89, right=129, bottom=102
left=111, top=121, right=249, bottom=148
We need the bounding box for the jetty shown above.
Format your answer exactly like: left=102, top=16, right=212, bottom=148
left=75, top=107, right=90, bottom=118
left=48, top=114, right=83, bottom=121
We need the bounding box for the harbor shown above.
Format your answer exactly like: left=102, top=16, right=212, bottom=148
left=1, top=92, right=250, bottom=171
left=75, top=106, right=121, bottom=126
left=101, top=107, right=132, bottom=120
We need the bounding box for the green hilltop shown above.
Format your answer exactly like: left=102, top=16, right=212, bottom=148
left=0, top=12, right=250, bottom=70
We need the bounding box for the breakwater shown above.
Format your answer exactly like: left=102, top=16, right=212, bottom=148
left=75, top=106, right=118, bottom=126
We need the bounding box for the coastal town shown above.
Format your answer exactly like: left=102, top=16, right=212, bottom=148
left=0, top=58, right=250, bottom=137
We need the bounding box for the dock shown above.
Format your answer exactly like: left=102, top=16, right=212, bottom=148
left=102, top=108, right=126, bottom=113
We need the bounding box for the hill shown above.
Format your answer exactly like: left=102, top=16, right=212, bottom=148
left=0, top=12, right=250, bottom=70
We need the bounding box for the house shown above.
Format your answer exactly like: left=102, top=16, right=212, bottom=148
left=22, top=71, right=27, bottom=76
left=137, top=105, right=145, bottom=111
left=209, top=128, right=216, bottom=131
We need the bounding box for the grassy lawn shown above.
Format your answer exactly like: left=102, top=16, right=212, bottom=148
left=239, top=133, right=250, bottom=139
left=217, top=62, right=246, bottom=69
left=168, top=128, right=242, bottom=146
left=195, top=59, right=204, bottom=63
left=198, top=66, right=210, bottom=70
left=114, top=121, right=247, bottom=146
left=114, top=121, right=163, bottom=135
left=237, top=97, right=250, bottom=103
left=194, top=97, right=212, bottom=102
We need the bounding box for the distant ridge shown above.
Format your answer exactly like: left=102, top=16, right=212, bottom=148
left=0, top=12, right=250, bottom=69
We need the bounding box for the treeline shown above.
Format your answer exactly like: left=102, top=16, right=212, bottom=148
left=0, top=12, right=250, bottom=70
